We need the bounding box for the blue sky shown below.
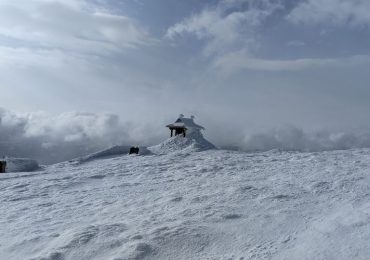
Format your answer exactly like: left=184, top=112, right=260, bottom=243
left=1, top=0, right=370, bottom=157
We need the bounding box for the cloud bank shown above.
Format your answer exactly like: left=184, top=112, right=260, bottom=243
left=0, top=108, right=163, bottom=164
left=3, top=108, right=370, bottom=164
left=241, top=126, right=370, bottom=153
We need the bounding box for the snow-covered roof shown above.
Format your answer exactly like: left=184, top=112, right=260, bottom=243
left=166, top=115, right=205, bottom=130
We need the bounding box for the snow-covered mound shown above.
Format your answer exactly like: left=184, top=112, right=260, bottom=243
left=149, top=130, right=216, bottom=154
left=5, top=157, right=40, bottom=172
left=3, top=148, right=370, bottom=259
left=72, top=145, right=151, bottom=163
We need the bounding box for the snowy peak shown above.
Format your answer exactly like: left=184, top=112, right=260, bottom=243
left=149, top=129, right=216, bottom=154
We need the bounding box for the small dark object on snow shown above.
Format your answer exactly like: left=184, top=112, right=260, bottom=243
left=0, top=161, right=6, bottom=173
left=129, top=147, right=139, bottom=155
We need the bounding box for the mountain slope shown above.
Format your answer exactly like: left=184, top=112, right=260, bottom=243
left=1, top=148, right=370, bottom=259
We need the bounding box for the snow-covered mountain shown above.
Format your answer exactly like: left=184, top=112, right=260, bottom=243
left=2, top=135, right=370, bottom=259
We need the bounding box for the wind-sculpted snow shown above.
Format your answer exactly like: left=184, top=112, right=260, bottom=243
left=1, top=148, right=370, bottom=259
left=149, top=130, right=216, bottom=154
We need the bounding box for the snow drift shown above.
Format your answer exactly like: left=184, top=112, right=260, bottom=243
left=72, top=145, right=151, bottom=164
left=148, top=129, right=216, bottom=154
left=2, top=148, right=370, bottom=259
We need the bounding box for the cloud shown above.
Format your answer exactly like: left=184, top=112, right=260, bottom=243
left=2, top=0, right=370, bottom=160
left=166, top=0, right=370, bottom=74
left=0, top=1, right=163, bottom=115
left=287, top=0, right=370, bottom=28
left=213, top=49, right=370, bottom=73
left=0, top=108, right=163, bottom=164
left=0, top=0, right=151, bottom=55
left=241, top=126, right=370, bottom=153
left=0, top=46, right=77, bottom=68
left=287, top=40, right=305, bottom=47
left=166, top=0, right=283, bottom=56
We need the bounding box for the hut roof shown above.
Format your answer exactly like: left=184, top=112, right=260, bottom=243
left=166, top=115, right=205, bottom=130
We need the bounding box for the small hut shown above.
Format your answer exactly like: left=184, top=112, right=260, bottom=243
left=166, top=114, right=205, bottom=137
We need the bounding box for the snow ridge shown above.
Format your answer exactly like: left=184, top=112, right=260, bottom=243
left=72, top=145, right=151, bottom=164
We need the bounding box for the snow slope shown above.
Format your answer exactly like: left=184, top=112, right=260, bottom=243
left=1, top=147, right=370, bottom=259
left=72, top=145, right=151, bottom=164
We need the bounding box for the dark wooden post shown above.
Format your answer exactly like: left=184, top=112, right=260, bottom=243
left=0, top=161, right=4, bottom=173
left=170, top=129, right=173, bottom=137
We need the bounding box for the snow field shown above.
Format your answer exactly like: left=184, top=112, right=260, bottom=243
left=1, top=147, right=370, bottom=259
